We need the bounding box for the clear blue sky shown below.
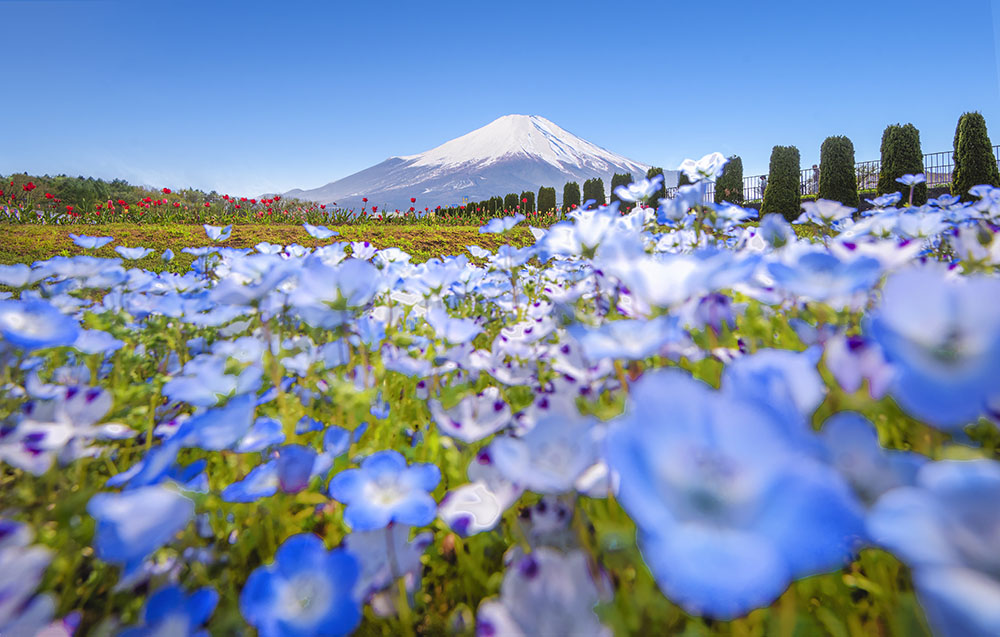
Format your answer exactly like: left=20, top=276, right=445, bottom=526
left=3, top=0, right=999, bottom=195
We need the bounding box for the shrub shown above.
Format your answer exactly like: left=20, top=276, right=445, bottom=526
left=562, top=182, right=580, bottom=211
left=503, top=193, right=519, bottom=211
left=537, top=186, right=556, bottom=213
left=677, top=172, right=692, bottom=188
left=761, top=145, right=801, bottom=221
left=583, top=178, right=606, bottom=206
left=878, top=123, right=926, bottom=205
left=609, top=172, right=633, bottom=208
left=714, top=156, right=743, bottom=204
left=952, top=112, right=1000, bottom=200
left=818, top=136, right=859, bottom=208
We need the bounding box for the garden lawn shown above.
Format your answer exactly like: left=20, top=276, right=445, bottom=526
left=0, top=224, right=537, bottom=271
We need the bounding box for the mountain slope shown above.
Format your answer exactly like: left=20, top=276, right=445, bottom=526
left=284, top=115, right=674, bottom=212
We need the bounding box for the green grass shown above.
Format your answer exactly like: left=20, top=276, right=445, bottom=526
left=0, top=223, right=537, bottom=271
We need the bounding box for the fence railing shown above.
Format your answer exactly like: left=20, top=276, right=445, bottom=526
left=665, top=145, right=1000, bottom=203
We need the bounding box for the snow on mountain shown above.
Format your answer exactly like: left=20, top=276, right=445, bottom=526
left=284, top=115, right=674, bottom=212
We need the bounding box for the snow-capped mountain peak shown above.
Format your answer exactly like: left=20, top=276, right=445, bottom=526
left=400, top=114, right=644, bottom=173
left=284, top=114, right=668, bottom=211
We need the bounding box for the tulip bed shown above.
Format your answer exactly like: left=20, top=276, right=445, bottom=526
left=1, top=162, right=999, bottom=637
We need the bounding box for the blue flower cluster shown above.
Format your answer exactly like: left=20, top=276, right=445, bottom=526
left=0, top=165, right=999, bottom=635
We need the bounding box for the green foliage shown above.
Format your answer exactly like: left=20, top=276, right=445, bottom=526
left=714, top=156, right=744, bottom=204
left=519, top=190, right=535, bottom=213
left=563, top=181, right=581, bottom=211
left=677, top=172, right=692, bottom=188
left=537, top=186, right=556, bottom=213
left=645, top=167, right=666, bottom=204
left=503, top=193, right=519, bottom=211
left=952, top=111, right=1000, bottom=200
left=878, top=123, right=927, bottom=205
left=609, top=172, right=633, bottom=207
left=819, top=136, right=860, bottom=208
left=761, top=145, right=801, bottom=221
left=582, top=177, right=606, bottom=206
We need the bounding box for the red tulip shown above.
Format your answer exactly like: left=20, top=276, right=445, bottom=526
left=23, top=182, right=36, bottom=192
left=173, top=202, right=180, bottom=208
left=65, top=205, right=73, bottom=212
left=410, top=197, right=416, bottom=203
left=372, top=206, right=378, bottom=213
left=162, top=188, right=171, bottom=194
left=362, top=197, right=368, bottom=203
left=320, top=204, right=326, bottom=210
left=44, top=192, right=54, bottom=199
left=204, top=202, right=211, bottom=208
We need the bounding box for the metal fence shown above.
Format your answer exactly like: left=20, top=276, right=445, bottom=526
left=667, top=145, right=1000, bottom=203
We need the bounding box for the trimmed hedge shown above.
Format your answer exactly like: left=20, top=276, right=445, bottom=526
left=761, top=145, right=801, bottom=221
left=952, top=112, right=1000, bottom=200
left=503, top=193, right=519, bottom=211
left=818, top=136, right=859, bottom=208
left=878, top=123, right=926, bottom=206
left=714, top=155, right=743, bottom=204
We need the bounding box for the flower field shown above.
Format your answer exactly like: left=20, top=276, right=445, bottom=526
left=1, top=157, right=999, bottom=636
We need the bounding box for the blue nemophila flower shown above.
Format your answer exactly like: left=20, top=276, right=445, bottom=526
left=796, top=199, right=856, bottom=226
left=767, top=251, right=881, bottom=306
left=677, top=152, right=728, bottom=182
left=868, top=267, right=1000, bottom=429
left=895, top=173, right=927, bottom=186
left=868, top=459, right=1000, bottom=637
left=605, top=370, right=866, bottom=619
left=69, top=233, right=113, bottom=250
left=0, top=264, right=32, bottom=288
left=489, top=407, right=602, bottom=494
left=114, top=246, right=154, bottom=260
left=203, top=224, right=233, bottom=241
left=0, top=299, right=80, bottom=351
left=614, top=174, right=664, bottom=203
left=342, top=524, right=432, bottom=603
left=119, top=584, right=218, bottom=637
left=235, top=417, right=286, bottom=453
left=568, top=316, right=681, bottom=362
left=162, top=248, right=175, bottom=262
left=240, top=533, right=361, bottom=637
left=758, top=213, right=796, bottom=249
left=477, top=548, right=610, bottom=637
left=479, top=214, right=525, bottom=234
left=175, top=393, right=256, bottom=451
left=328, top=450, right=440, bottom=531
left=865, top=192, right=902, bottom=208
left=426, top=305, right=482, bottom=344
left=303, top=223, right=339, bottom=239
left=0, top=520, right=55, bottom=636
left=819, top=412, right=925, bottom=505
left=428, top=386, right=511, bottom=443
left=87, top=485, right=194, bottom=575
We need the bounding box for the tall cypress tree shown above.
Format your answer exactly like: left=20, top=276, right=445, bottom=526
left=537, top=186, right=556, bottom=213
left=878, top=123, right=926, bottom=205
left=519, top=190, right=535, bottom=213
left=645, top=167, right=666, bottom=205
left=563, top=181, right=581, bottom=211
left=582, top=178, right=606, bottom=205
left=761, top=145, right=801, bottom=221
left=503, top=193, right=519, bottom=211
left=818, top=136, right=859, bottom=207
left=952, top=112, right=1000, bottom=200
left=609, top=172, right=633, bottom=207
left=714, top=156, right=744, bottom=204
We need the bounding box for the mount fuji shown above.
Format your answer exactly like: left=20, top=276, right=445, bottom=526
left=283, top=115, right=674, bottom=212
